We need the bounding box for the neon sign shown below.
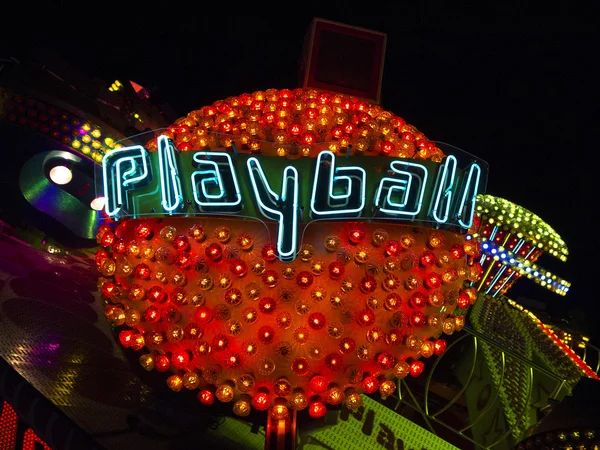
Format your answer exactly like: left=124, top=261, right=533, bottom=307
left=100, top=138, right=486, bottom=261
left=0, top=400, right=52, bottom=450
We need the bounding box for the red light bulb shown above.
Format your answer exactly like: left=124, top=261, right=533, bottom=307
left=219, top=120, right=232, bottom=133
left=309, top=375, right=328, bottom=393
left=258, top=325, right=275, bottom=344
left=205, top=243, right=223, bottom=261
left=359, top=275, right=377, bottom=294
left=100, top=282, right=116, bottom=299
left=291, top=357, right=310, bottom=376
left=198, top=389, right=215, bottom=405
left=230, top=259, right=248, bottom=277
left=402, top=131, right=415, bottom=142
left=274, top=378, right=292, bottom=397
left=419, top=250, right=436, bottom=267
left=147, top=286, right=165, bottom=303
left=301, top=131, right=317, bottom=145
left=100, top=231, right=115, bottom=247
left=348, top=228, right=365, bottom=244
left=362, top=375, right=379, bottom=394
left=357, top=309, right=376, bottom=327
left=119, top=330, right=134, bottom=348
left=384, top=240, right=401, bottom=257
left=173, top=235, right=190, bottom=251
left=425, top=272, right=442, bottom=289
left=450, top=244, right=465, bottom=259
left=305, top=108, right=318, bottom=119
left=261, top=244, right=277, bottom=262
left=289, top=123, right=301, bottom=135
left=195, top=306, right=213, bottom=324
left=409, top=361, right=425, bottom=377
left=134, top=263, right=151, bottom=280
left=339, top=337, right=356, bottom=354
left=458, top=292, right=470, bottom=309
left=325, top=353, right=343, bottom=371
left=385, top=293, right=402, bottom=310
left=113, top=239, right=127, bottom=253
left=223, top=352, right=241, bottom=369
left=211, top=334, right=229, bottom=352
left=184, top=323, right=202, bottom=340
left=143, top=306, right=160, bottom=323
left=308, top=312, right=326, bottom=330
left=308, top=400, right=327, bottom=418
left=252, top=391, right=271, bottom=411
left=328, top=261, right=345, bottom=280
left=258, top=297, right=276, bottom=314
left=410, top=311, right=426, bottom=327
left=172, top=351, right=190, bottom=369
left=377, top=352, right=395, bottom=370
left=251, top=100, right=264, bottom=111
left=409, top=292, right=427, bottom=309
left=331, top=125, right=344, bottom=139
left=175, top=252, right=191, bottom=269
left=434, top=339, right=447, bottom=356
left=154, top=354, right=170, bottom=372
left=318, top=92, right=331, bottom=104
left=296, top=271, right=314, bottom=288
left=381, top=140, right=395, bottom=155
left=95, top=249, right=109, bottom=267
left=135, top=223, right=152, bottom=239
left=262, top=269, right=279, bottom=287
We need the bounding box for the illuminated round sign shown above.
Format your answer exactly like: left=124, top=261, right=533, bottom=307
left=95, top=87, right=487, bottom=419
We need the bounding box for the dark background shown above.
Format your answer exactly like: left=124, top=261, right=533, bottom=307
left=7, top=4, right=598, bottom=339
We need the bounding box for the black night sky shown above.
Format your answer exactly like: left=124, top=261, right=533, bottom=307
left=11, top=5, right=598, bottom=339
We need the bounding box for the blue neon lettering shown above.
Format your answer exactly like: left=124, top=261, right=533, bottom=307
left=157, top=135, right=183, bottom=214
left=191, top=152, right=242, bottom=213
left=247, top=157, right=300, bottom=261
left=430, top=155, right=457, bottom=223
left=374, top=160, right=429, bottom=217
left=456, top=163, right=482, bottom=228
left=310, top=151, right=366, bottom=218
left=102, top=145, right=151, bottom=219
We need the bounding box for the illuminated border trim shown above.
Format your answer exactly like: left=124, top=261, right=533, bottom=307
left=480, top=238, right=570, bottom=296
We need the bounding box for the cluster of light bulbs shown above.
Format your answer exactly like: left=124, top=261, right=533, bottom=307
left=475, top=195, right=568, bottom=262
